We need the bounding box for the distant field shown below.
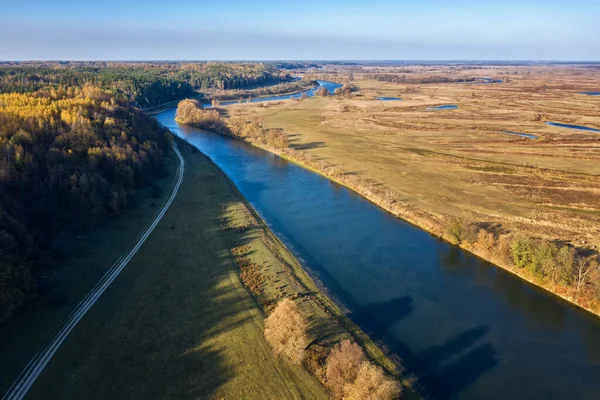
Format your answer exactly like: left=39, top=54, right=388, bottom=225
left=226, top=66, right=600, bottom=251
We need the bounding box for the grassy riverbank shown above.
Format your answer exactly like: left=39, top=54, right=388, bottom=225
left=2, top=138, right=413, bottom=399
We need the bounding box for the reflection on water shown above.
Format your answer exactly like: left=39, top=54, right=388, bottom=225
left=156, top=108, right=600, bottom=400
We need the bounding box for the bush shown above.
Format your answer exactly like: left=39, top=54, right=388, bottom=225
left=316, top=87, right=330, bottom=97
left=343, top=361, right=401, bottom=400
left=264, top=298, right=308, bottom=365
left=474, top=229, right=496, bottom=256
left=326, top=340, right=365, bottom=399
left=446, top=220, right=464, bottom=245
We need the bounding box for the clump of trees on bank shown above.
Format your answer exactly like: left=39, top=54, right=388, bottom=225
left=0, top=85, right=171, bottom=321
left=446, top=220, right=600, bottom=310
left=264, top=300, right=401, bottom=399
left=175, top=99, right=288, bottom=149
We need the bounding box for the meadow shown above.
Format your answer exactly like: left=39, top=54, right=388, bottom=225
left=223, top=64, right=600, bottom=312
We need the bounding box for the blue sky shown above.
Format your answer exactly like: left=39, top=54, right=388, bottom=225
left=1, top=0, right=599, bottom=61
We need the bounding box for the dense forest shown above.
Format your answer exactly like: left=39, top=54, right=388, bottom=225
left=0, top=62, right=294, bottom=108
left=0, top=85, right=171, bottom=321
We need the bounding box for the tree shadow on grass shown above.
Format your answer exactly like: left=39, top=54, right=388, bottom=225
left=26, top=145, right=285, bottom=400
left=289, top=141, right=327, bottom=151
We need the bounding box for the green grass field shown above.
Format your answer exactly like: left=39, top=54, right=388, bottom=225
left=2, top=143, right=329, bottom=399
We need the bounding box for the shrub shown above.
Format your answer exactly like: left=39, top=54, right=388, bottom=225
left=264, top=298, right=308, bottom=365
left=343, top=361, right=401, bottom=400
left=474, top=229, right=496, bottom=256
left=305, top=344, right=329, bottom=382
left=326, top=340, right=365, bottom=399
left=316, top=87, right=330, bottom=97
left=446, top=220, right=464, bottom=245
left=496, top=234, right=513, bottom=264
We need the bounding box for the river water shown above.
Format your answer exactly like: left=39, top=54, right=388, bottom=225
left=154, top=85, right=600, bottom=400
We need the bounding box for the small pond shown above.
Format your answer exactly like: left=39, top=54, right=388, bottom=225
left=546, top=122, right=600, bottom=133
left=376, top=96, right=403, bottom=101
left=427, top=104, right=458, bottom=111
left=502, top=131, right=538, bottom=139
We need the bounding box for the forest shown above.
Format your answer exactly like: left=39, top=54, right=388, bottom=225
left=0, top=61, right=305, bottom=323
left=0, top=62, right=293, bottom=108
left=0, top=85, right=172, bottom=321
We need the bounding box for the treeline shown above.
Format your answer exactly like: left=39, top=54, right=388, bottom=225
left=0, top=86, right=171, bottom=321
left=272, top=62, right=321, bottom=70
left=175, top=99, right=289, bottom=149
left=207, top=80, right=315, bottom=101
left=365, top=73, right=477, bottom=84
left=176, top=62, right=292, bottom=90
left=0, top=62, right=292, bottom=108
left=447, top=221, right=600, bottom=310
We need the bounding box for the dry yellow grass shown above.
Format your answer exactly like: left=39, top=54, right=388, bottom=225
left=226, top=66, right=600, bottom=253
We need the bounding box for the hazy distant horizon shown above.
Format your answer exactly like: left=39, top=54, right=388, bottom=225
left=2, top=59, right=600, bottom=64
left=2, top=0, right=599, bottom=61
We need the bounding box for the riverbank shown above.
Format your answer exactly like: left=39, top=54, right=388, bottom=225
left=180, top=138, right=420, bottom=398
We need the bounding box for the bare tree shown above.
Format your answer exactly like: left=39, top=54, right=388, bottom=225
left=343, top=362, right=402, bottom=400
left=264, top=298, right=308, bottom=365
left=326, top=340, right=365, bottom=399
left=575, top=256, right=598, bottom=294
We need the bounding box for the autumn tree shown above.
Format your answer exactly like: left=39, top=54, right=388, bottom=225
left=264, top=298, right=308, bottom=365
left=343, top=362, right=401, bottom=400
left=316, top=87, right=329, bottom=97
left=326, top=340, right=365, bottom=399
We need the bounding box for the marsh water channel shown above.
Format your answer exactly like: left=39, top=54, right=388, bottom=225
left=155, top=83, right=600, bottom=400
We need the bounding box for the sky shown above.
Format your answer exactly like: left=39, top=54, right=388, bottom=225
left=1, top=0, right=599, bottom=61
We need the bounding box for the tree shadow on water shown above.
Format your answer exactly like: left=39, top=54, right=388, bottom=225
left=352, top=296, right=414, bottom=336
left=433, top=342, right=498, bottom=399
left=418, top=326, right=490, bottom=367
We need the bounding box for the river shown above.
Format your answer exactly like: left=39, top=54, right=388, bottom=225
left=154, top=85, right=600, bottom=400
